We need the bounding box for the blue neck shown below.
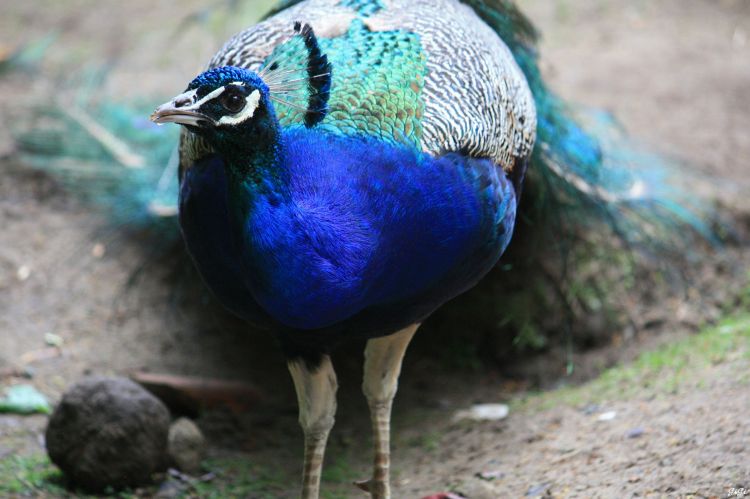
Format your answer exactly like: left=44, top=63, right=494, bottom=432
left=227, top=140, right=288, bottom=213
left=227, top=129, right=286, bottom=189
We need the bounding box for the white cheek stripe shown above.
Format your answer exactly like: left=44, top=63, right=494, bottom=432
left=217, top=90, right=261, bottom=126
left=173, top=86, right=226, bottom=111
left=175, top=88, right=198, bottom=107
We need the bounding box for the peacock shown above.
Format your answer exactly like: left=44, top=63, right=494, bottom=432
left=16, top=0, right=715, bottom=498
left=152, top=1, right=538, bottom=496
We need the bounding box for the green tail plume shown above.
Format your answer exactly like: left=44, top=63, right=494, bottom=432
left=466, top=0, right=715, bottom=249
left=16, top=98, right=180, bottom=234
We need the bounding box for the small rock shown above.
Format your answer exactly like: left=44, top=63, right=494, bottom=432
left=454, top=403, right=509, bottom=422
left=44, top=333, right=64, bottom=347
left=91, top=243, right=106, bottom=258
left=45, top=376, right=171, bottom=492
left=16, top=265, right=31, bottom=281
left=580, top=404, right=600, bottom=415
left=626, top=427, right=645, bottom=439
left=526, top=482, right=551, bottom=497
left=168, top=417, right=205, bottom=474
left=476, top=469, right=504, bottom=481
left=597, top=411, right=617, bottom=422
left=155, top=477, right=188, bottom=498
left=454, top=478, right=498, bottom=499
left=659, top=457, right=674, bottom=467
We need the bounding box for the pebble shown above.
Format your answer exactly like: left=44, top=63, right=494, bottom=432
left=454, top=478, right=497, bottom=499
left=454, top=403, right=509, bottom=422
left=476, top=469, right=505, bottom=481
left=16, top=265, right=31, bottom=281
left=580, top=404, right=600, bottom=415
left=44, top=333, right=63, bottom=347
left=167, top=417, right=205, bottom=474
left=526, top=482, right=551, bottom=496
left=626, top=427, right=645, bottom=439
left=91, top=243, right=106, bottom=258
left=155, top=477, right=187, bottom=498
left=597, top=411, right=617, bottom=422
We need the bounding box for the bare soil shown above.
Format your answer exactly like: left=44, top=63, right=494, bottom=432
left=1, top=0, right=749, bottom=497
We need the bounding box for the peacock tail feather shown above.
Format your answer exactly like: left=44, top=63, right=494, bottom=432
left=16, top=98, right=180, bottom=234
left=466, top=0, right=714, bottom=249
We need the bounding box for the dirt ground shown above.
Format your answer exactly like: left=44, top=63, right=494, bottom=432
left=1, top=0, right=749, bottom=498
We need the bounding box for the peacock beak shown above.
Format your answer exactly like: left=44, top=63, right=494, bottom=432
left=150, top=92, right=217, bottom=127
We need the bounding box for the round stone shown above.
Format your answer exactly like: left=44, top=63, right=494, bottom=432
left=167, top=417, right=206, bottom=474
left=45, top=376, right=171, bottom=492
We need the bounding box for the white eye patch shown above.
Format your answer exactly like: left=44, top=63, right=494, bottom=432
left=217, top=90, right=261, bottom=126
left=173, top=86, right=226, bottom=111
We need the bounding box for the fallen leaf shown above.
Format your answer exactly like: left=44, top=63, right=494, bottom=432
left=0, top=384, right=51, bottom=414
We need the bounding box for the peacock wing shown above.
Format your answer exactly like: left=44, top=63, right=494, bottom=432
left=208, top=0, right=536, bottom=171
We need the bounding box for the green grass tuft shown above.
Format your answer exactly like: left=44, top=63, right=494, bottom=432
left=0, top=454, right=68, bottom=497
left=320, top=454, right=358, bottom=485
left=190, top=456, right=287, bottom=498
left=517, top=313, right=750, bottom=411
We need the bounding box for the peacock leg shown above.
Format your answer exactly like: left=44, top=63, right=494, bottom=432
left=355, top=324, right=419, bottom=499
left=288, top=355, right=338, bottom=499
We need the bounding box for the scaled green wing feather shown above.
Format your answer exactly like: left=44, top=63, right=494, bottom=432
left=267, top=19, right=427, bottom=148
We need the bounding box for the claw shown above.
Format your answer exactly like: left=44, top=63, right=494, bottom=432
left=354, top=478, right=373, bottom=493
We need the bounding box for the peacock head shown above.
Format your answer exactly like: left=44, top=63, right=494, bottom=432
left=151, top=24, right=331, bottom=157
left=151, top=66, right=278, bottom=149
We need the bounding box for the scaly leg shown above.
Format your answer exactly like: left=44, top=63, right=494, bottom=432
left=288, top=356, right=338, bottom=499
left=355, top=324, right=419, bottom=499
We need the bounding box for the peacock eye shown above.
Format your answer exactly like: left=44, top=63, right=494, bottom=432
left=220, top=91, right=246, bottom=113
